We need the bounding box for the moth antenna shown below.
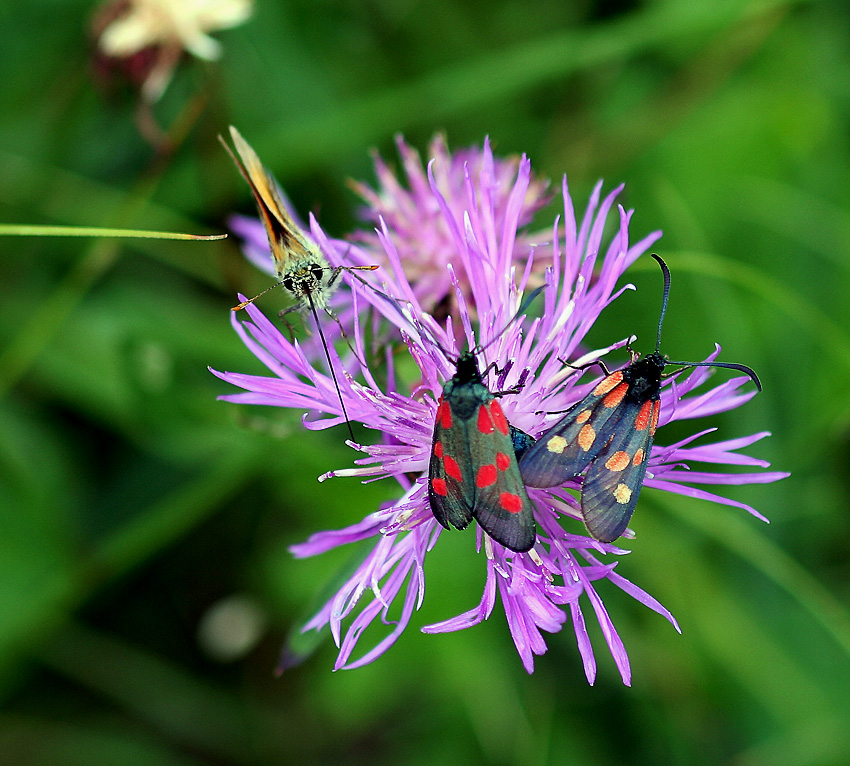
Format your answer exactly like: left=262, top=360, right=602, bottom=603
left=232, top=278, right=287, bottom=311
left=665, top=360, right=762, bottom=391
left=305, top=291, right=356, bottom=441
left=650, top=254, right=762, bottom=392
left=651, top=253, right=671, bottom=353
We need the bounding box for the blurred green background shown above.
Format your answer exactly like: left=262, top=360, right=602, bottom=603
left=1, top=0, right=848, bottom=763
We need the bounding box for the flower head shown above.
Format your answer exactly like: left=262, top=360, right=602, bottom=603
left=213, top=137, right=787, bottom=681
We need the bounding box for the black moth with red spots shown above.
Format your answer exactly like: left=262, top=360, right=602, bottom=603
left=429, top=352, right=536, bottom=553
left=519, top=254, right=761, bottom=544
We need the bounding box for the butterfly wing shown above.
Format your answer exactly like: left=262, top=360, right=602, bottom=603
left=580, top=398, right=660, bottom=542
left=468, top=399, right=536, bottom=552
left=429, top=395, right=475, bottom=532
left=228, top=126, right=290, bottom=228
left=520, top=369, right=632, bottom=488
left=223, top=126, right=317, bottom=274
left=429, top=393, right=536, bottom=553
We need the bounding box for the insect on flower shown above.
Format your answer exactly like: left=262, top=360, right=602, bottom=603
left=220, top=125, right=378, bottom=438
left=430, top=351, right=537, bottom=553
left=215, top=136, right=788, bottom=678
left=520, top=254, right=762, bottom=543
left=428, top=288, right=542, bottom=553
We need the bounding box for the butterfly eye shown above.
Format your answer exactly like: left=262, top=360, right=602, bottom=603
left=282, top=276, right=296, bottom=293
left=310, top=263, right=324, bottom=281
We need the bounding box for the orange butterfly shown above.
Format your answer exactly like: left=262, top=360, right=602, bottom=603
left=220, top=125, right=377, bottom=314
left=221, top=126, right=378, bottom=438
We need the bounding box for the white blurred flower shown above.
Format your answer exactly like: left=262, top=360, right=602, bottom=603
left=96, top=0, right=253, bottom=100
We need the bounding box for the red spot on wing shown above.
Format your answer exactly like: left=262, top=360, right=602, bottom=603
left=603, top=382, right=629, bottom=408
left=432, top=478, right=448, bottom=496
left=443, top=455, right=462, bottom=482
left=633, top=448, right=644, bottom=466
left=476, top=465, right=497, bottom=487
left=592, top=371, right=624, bottom=396
left=650, top=400, right=660, bottom=435
left=500, top=492, right=523, bottom=514
left=434, top=441, right=444, bottom=458
left=488, top=401, right=509, bottom=435
left=477, top=404, right=494, bottom=434
left=635, top=400, right=653, bottom=431
left=437, top=398, right=452, bottom=429
left=495, top=451, right=510, bottom=471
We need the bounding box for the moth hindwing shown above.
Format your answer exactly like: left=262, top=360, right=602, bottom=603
left=429, top=352, right=536, bottom=553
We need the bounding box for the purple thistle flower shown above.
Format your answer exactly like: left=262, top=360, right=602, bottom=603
left=213, top=137, right=787, bottom=682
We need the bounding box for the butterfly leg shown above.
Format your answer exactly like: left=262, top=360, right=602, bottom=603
left=325, top=266, right=345, bottom=290
left=321, top=306, right=370, bottom=367
left=277, top=305, right=303, bottom=343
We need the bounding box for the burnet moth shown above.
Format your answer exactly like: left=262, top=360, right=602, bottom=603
left=519, top=254, right=761, bottom=544
left=220, top=126, right=378, bottom=438
left=428, top=291, right=542, bottom=553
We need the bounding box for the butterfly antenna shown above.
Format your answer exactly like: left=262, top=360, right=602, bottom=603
left=650, top=253, right=672, bottom=353
left=665, top=360, right=762, bottom=391
left=232, top=278, right=288, bottom=311
left=305, top=291, right=356, bottom=441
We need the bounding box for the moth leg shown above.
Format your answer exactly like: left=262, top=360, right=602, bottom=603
left=532, top=358, right=613, bottom=417
left=557, top=357, right=612, bottom=378
left=483, top=359, right=528, bottom=398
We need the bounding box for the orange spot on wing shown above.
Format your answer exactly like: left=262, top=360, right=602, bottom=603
left=578, top=423, right=596, bottom=451
left=496, top=451, right=510, bottom=471
left=635, top=400, right=653, bottom=431
left=592, top=371, right=624, bottom=396
left=603, top=382, right=629, bottom=408
left=431, top=478, right=448, bottom=496
left=605, top=450, right=631, bottom=471
left=489, top=400, right=509, bottom=435
left=476, top=465, right=497, bottom=487
left=633, top=448, right=644, bottom=466
left=500, top=492, right=523, bottom=514
left=576, top=409, right=592, bottom=424
left=443, top=455, right=462, bottom=481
